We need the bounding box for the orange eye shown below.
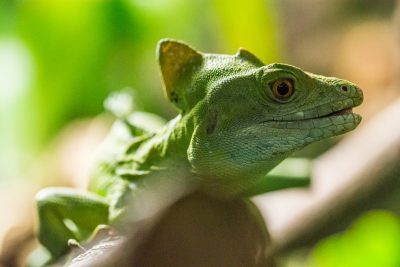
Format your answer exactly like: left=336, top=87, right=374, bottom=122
left=271, top=79, right=294, bottom=99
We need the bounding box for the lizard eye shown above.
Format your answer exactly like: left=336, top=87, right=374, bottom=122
left=271, top=79, right=294, bottom=100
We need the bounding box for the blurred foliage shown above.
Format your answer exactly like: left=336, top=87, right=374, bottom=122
left=213, top=0, right=282, bottom=61
left=337, top=0, right=396, bottom=20
left=309, top=210, right=400, bottom=267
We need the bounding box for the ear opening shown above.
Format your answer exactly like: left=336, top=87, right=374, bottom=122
left=236, top=48, right=265, bottom=67
left=157, top=39, right=203, bottom=110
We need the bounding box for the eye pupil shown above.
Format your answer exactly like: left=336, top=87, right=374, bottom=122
left=270, top=79, right=294, bottom=101
left=277, top=82, right=289, bottom=96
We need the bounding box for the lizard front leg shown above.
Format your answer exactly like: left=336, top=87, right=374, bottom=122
left=35, top=187, right=109, bottom=260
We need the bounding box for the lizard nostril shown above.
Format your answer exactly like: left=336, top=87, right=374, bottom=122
left=341, top=86, right=348, bottom=92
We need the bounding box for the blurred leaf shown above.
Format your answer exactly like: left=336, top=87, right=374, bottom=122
left=16, top=0, right=143, bottom=150
left=0, top=0, right=16, bottom=35
left=213, top=0, right=282, bottom=62
left=309, top=210, right=400, bottom=267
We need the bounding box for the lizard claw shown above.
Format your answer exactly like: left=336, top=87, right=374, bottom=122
left=67, top=239, right=86, bottom=252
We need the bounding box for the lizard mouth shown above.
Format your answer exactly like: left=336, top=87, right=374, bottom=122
left=319, top=107, right=353, bottom=118
left=261, top=105, right=361, bottom=128
left=260, top=99, right=362, bottom=125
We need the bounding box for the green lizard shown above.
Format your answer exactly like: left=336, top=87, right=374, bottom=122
left=34, top=39, right=363, bottom=262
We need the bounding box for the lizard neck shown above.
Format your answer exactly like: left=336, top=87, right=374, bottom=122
left=103, top=114, right=198, bottom=223
left=135, top=113, right=195, bottom=176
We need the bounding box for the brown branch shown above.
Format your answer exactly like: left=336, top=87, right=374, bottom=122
left=267, top=2, right=400, bottom=255
left=68, top=193, right=276, bottom=267
left=267, top=98, right=400, bottom=256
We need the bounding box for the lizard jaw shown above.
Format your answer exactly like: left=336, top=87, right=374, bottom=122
left=319, top=107, right=353, bottom=118
left=261, top=108, right=362, bottom=133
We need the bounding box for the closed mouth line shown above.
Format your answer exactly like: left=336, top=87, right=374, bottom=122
left=263, top=107, right=356, bottom=123
left=319, top=107, right=353, bottom=118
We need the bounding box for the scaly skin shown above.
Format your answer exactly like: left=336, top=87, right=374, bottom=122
left=34, top=39, right=363, bottom=261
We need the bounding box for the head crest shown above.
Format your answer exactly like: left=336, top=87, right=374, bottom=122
left=157, top=39, right=203, bottom=110
left=235, top=48, right=264, bottom=66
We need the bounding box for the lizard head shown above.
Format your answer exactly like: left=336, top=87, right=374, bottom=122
left=158, top=39, right=363, bottom=195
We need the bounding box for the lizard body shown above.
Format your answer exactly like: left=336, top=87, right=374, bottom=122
left=34, top=39, right=363, bottom=262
